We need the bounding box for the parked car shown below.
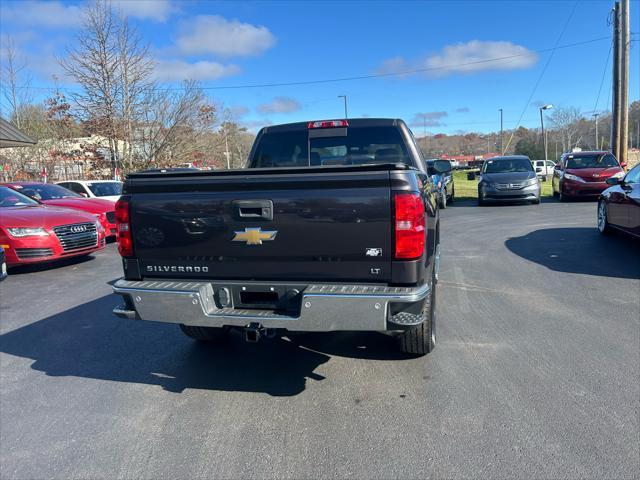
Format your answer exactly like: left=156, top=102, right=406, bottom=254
left=477, top=155, right=540, bottom=205
left=56, top=180, right=123, bottom=202
left=2, top=182, right=117, bottom=238
left=0, top=246, right=6, bottom=281
left=426, top=159, right=454, bottom=208
left=598, top=162, right=640, bottom=238
left=532, top=159, right=556, bottom=180
left=552, top=151, right=626, bottom=201
left=0, top=186, right=106, bottom=266
left=112, top=118, right=442, bottom=356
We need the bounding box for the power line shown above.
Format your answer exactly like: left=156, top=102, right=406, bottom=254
left=502, top=0, right=580, bottom=152
left=9, top=35, right=611, bottom=92
left=592, top=38, right=613, bottom=114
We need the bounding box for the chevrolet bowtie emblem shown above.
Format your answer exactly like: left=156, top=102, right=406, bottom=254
left=232, top=227, right=277, bottom=245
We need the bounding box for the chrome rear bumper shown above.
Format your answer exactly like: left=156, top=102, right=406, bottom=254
left=112, top=279, right=430, bottom=332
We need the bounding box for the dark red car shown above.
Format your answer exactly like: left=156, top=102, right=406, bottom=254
left=0, top=186, right=106, bottom=266
left=552, top=151, right=626, bottom=201
left=2, top=182, right=117, bottom=238
left=598, top=163, right=640, bottom=239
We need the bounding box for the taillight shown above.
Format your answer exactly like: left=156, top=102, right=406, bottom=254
left=394, top=193, right=425, bottom=259
left=115, top=196, right=133, bottom=257
left=308, top=120, right=348, bottom=129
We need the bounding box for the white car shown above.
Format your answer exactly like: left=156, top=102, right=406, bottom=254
left=56, top=180, right=123, bottom=202
left=532, top=160, right=556, bottom=180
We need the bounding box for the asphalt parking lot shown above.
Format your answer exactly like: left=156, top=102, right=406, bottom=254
left=1, top=200, right=638, bottom=479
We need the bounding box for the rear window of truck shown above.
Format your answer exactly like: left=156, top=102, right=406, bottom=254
left=250, top=126, right=411, bottom=168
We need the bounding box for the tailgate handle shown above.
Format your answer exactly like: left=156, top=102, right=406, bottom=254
left=234, top=200, right=273, bottom=220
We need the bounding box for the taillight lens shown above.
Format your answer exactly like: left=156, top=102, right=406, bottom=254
left=115, top=196, right=133, bottom=257
left=394, top=193, right=425, bottom=259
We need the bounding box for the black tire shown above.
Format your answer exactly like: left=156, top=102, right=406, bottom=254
left=558, top=183, right=567, bottom=202
left=439, top=189, right=447, bottom=209
left=398, top=260, right=436, bottom=356
left=449, top=186, right=455, bottom=203
left=532, top=197, right=540, bottom=205
left=179, top=324, right=229, bottom=342
left=597, top=200, right=612, bottom=235
left=478, top=195, right=485, bottom=206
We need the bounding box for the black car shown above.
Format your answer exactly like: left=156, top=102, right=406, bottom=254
left=598, top=163, right=640, bottom=238
left=478, top=155, right=541, bottom=205
left=426, top=159, right=454, bottom=208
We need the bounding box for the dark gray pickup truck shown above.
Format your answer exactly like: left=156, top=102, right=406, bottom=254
left=112, top=118, right=448, bottom=355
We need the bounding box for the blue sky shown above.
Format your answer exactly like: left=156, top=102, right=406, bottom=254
left=1, top=0, right=638, bottom=134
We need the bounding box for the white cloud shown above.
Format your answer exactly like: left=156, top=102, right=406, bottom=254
left=113, top=0, right=177, bottom=22
left=0, top=0, right=178, bottom=27
left=257, top=97, right=301, bottom=114
left=153, top=60, right=241, bottom=81
left=0, top=1, right=83, bottom=28
left=411, top=112, right=448, bottom=128
left=424, top=41, right=537, bottom=75
left=377, top=40, right=537, bottom=78
left=175, top=15, right=276, bottom=57
left=228, top=106, right=250, bottom=118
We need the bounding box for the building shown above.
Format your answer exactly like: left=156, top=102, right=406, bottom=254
left=0, top=118, right=36, bottom=148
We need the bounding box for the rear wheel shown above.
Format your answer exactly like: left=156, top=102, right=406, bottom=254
left=597, top=200, right=612, bottom=235
left=558, top=184, right=567, bottom=202
left=179, top=324, right=229, bottom=342
left=449, top=186, right=455, bottom=203
left=398, top=255, right=437, bottom=356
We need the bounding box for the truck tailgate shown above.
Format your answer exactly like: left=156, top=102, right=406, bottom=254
left=127, top=169, right=393, bottom=282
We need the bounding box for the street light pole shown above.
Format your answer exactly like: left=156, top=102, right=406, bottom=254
left=499, top=108, right=504, bottom=154
left=592, top=113, right=600, bottom=150
left=539, top=104, right=553, bottom=160
left=338, top=95, right=348, bottom=119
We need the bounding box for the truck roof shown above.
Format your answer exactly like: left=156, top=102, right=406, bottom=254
left=260, top=118, right=404, bottom=134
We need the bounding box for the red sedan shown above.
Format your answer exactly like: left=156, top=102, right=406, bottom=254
left=2, top=182, right=117, bottom=238
left=0, top=186, right=106, bottom=267
left=552, top=151, right=626, bottom=201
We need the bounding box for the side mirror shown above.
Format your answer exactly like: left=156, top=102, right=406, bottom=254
left=80, top=192, right=89, bottom=198
left=606, top=177, right=621, bottom=186
left=433, top=160, right=452, bottom=174
left=554, top=164, right=561, bottom=170
left=535, top=167, right=543, bottom=173
left=620, top=161, right=627, bottom=169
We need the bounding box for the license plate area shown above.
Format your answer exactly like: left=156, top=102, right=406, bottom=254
left=225, top=284, right=303, bottom=312
left=240, top=290, right=279, bottom=305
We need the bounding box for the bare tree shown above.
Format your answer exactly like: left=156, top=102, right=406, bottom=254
left=137, top=80, right=217, bottom=169
left=1, top=36, right=33, bottom=128
left=59, top=0, right=154, bottom=175
left=549, top=106, right=583, bottom=152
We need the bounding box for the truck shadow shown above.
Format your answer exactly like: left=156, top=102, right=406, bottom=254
left=0, top=295, right=407, bottom=397
left=505, top=227, right=640, bottom=279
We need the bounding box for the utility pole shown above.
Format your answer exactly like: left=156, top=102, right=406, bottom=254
left=592, top=113, right=600, bottom=149
left=620, top=0, right=630, bottom=165
left=499, top=108, right=504, bottom=154
left=224, top=129, right=230, bottom=169
left=338, top=95, right=348, bottom=119
left=539, top=104, right=553, bottom=160
left=611, top=1, right=622, bottom=160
